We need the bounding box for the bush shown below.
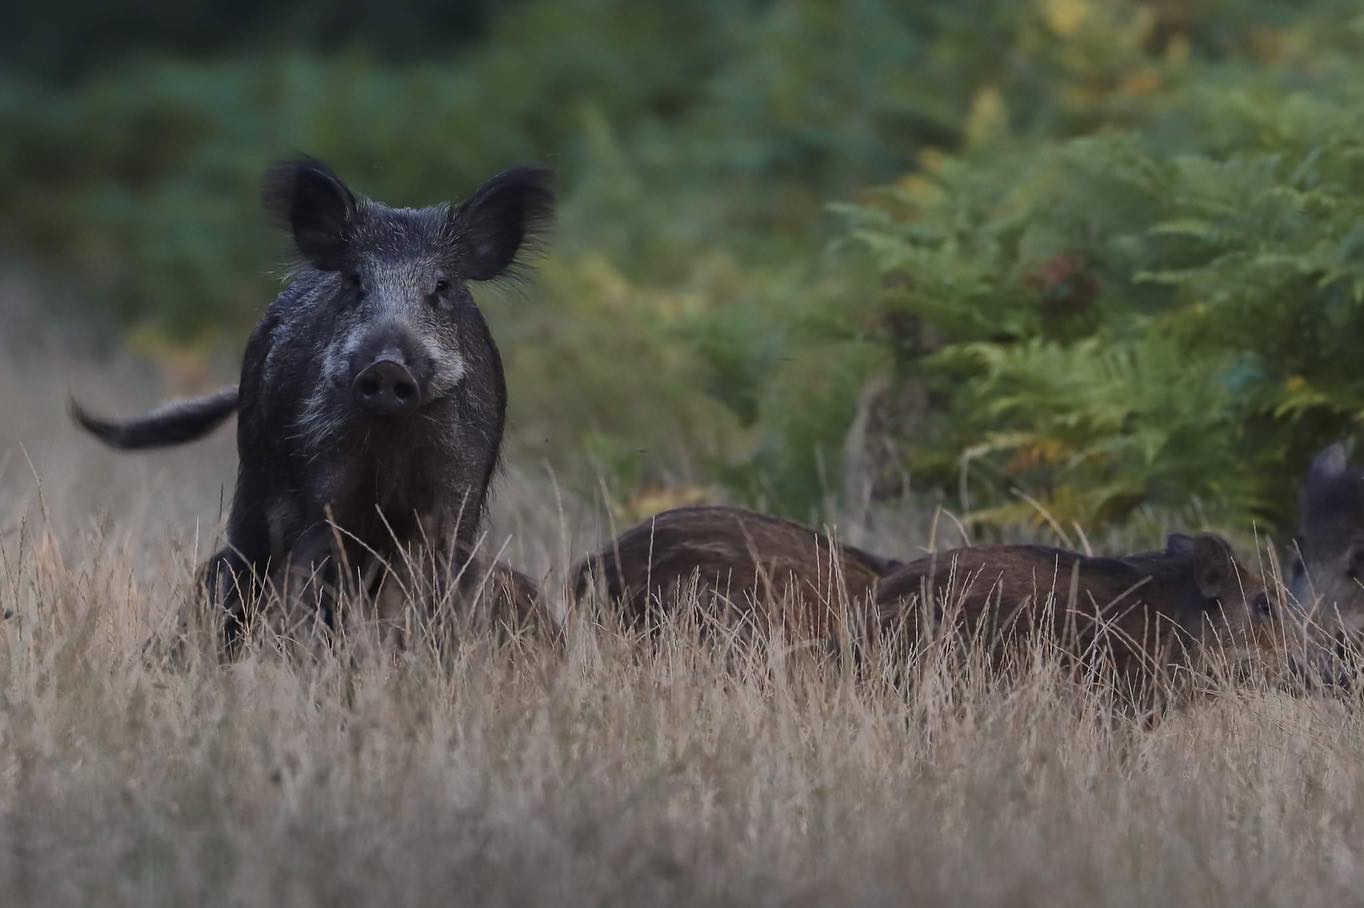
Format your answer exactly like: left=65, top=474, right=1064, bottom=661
left=727, top=4, right=1364, bottom=532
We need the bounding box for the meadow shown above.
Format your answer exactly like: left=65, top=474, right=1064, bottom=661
left=3, top=301, right=1362, bottom=908
left=6, top=4, right=1364, bottom=902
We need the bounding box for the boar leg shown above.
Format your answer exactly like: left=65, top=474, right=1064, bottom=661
left=199, top=547, right=262, bottom=655
left=270, top=522, right=342, bottom=653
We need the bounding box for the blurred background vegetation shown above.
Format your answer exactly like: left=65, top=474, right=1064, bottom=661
left=5, top=0, right=1364, bottom=538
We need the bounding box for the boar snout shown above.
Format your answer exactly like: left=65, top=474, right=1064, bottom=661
left=1323, top=630, right=1361, bottom=688
left=1281, top=623, right=1359, bottom=690
left=353, top=357, right=421, bottom=416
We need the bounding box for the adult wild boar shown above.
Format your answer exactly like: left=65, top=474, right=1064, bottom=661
left=73, top=155, right=554, bottom=649
left=868, top=534, right=1308, bottom=709
left=1290, top=441, right=1364, bottom=664
left=573, top=505, right=901, bottom=640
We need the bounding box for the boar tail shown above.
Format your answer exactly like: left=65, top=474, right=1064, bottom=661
left=69, top=386, right=240, bottom=450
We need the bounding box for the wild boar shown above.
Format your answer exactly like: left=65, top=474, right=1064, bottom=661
left=1290, top=442, right=1364, bottom=661
left=72, top=155, right=555, bottom=652
left=573, top=505, right=901, bottom=641
left=867, top=534, right=1307, bottom=709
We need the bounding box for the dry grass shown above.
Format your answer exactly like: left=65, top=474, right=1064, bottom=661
left=3, top=323, right=1364, bottom=907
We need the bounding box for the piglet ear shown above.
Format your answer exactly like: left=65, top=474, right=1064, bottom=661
left=1187, top=534, right=1237, bottom=600
left=449, top=165, right=556, bottom=281
left=261, top=156, right=358, bottom=271
left=1164, top=533, right=1195, bottom=558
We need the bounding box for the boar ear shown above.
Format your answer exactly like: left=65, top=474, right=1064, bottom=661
left=1307, top=441, right=1352, bottom=488
left=261, top=157, right=357, bottom=271
left=450, top=165, right=556, bottom=281
left=1164, top=533, right=1196, bottom=559
left=1181, top=534, right=1238, bottom=600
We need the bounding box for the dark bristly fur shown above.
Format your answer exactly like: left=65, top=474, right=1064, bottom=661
left=73, top=155, right=556, bottom=653
left=572, top=505, right=902, bottom=640
left=868, top=534, right=1305, bottom=709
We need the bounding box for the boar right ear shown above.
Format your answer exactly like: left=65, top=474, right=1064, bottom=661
left=450, top=165, right=556, bottom=281
left=261, top=157, right=357, bottom=271
left=1308, top=441, right=1352, bottom=486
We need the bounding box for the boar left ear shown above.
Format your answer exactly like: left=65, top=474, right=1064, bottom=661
left=1307, top=441, right=1352, bottom=489
left=450, top=165, right=556, bottom=281
left=261, top=156, right=358, bottom=271
left=1170, top=533, right=1238, bottom=599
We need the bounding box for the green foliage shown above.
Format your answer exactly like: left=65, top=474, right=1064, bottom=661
left=5, top=0, right=502, bottom=77
left=7, top=0, right=1364, bottom=525
left=0, top=0, right=1107, bottom=505
left=687, top=0, right=1364, bottom=525
left=766, top=21, right=1364, bottom=533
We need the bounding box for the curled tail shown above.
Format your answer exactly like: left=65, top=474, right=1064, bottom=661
left=70, top=386, right=240, bottom=450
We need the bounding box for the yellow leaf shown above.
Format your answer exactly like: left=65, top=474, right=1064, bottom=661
left=897, top=173, right=946, bottom=206
left=1164, top=34, right=1191, bottom=65
left=616, top=486, right=714, bottom=525
left=1118, top=68, right=1162, bottom=98
left=965, top=86, right=1008, bottom=149
left=1043, top=0, right=1090, bottom=37
left=918, top=148, right=949, bottom=174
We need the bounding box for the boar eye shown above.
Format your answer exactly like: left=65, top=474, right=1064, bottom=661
left=434, top=278, right=451, bottom=295
left=1252, top=593, right=1272, bottom=618
left=346, top=271, right=364, bottom=291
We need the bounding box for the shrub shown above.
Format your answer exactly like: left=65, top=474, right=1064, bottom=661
left=750, top=42, right=1364, bottom=532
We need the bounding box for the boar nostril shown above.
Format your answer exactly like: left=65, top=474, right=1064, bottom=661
left=352, top=360, right=421, bottom=416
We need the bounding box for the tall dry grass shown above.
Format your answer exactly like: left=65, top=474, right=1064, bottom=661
left=2, top=301, right=1363, bottom=906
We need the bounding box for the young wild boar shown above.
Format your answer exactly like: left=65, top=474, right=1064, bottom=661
left=868, top=534, right=1305, bottom=709
left=72, top=155, right=555, bottom=651
left=572, top=505, right=901, bottom=640
left=366, top=550, right=549, bottom=653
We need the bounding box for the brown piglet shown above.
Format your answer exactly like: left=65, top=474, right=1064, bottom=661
left=573, top=505, right=900, bottom=641
left=867, top=534, right=1310, bottom=710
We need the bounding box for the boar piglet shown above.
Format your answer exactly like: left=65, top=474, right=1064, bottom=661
left=73, top=156, right=555, bottom=652
left=573, top=505, right=902, bottom=640
left=869, top=534, right=1312, bottom=710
